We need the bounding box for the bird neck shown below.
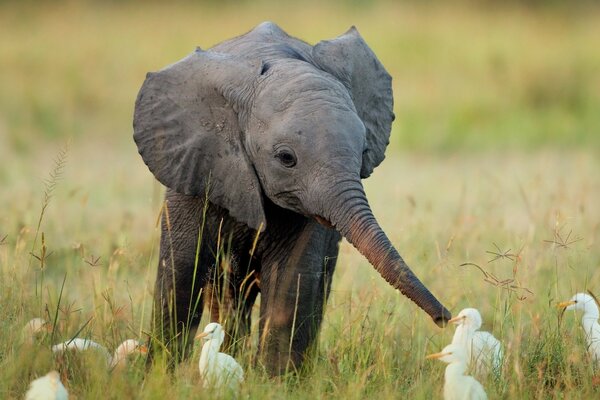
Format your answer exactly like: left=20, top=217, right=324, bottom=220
left=451, top=325, right=472, bottom=346
left=200, top=339, right=221, bottom=367
left=445, top=361, right=467, bottom=381
left=581, top=314, right=599, bottom=338
left=581, top=303, right=600, bottom=324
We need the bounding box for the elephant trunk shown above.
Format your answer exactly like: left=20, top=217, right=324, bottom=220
left=318, top=179, right=451, bottom=327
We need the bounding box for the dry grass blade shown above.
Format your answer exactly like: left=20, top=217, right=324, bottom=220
left=459, top=262, right=491, bottom=279
left=460, top=262, right=533, bottom=299
left=486, top=242, right=517, bottom=263
left=29, top=143, right=69, bottom=269
left=65, top=316, right=96, bottom=346
left=84, top=255, right=102, bottom=267
left=29, top=232, right=53, bottom=270
left=543, top=228, right=583, bottom=250
left=587, top=289, right=600, bottom=309
left=58, top=300, right=83, bottom=318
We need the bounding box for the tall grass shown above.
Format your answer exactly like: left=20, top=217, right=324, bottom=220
left=1, top=151, right=599, bottom=398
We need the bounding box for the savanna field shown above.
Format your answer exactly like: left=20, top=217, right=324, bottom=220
left=1, top=1, right=599, bottom=398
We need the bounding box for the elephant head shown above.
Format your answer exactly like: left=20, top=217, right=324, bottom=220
left=133, top=22, right=451, bottom=326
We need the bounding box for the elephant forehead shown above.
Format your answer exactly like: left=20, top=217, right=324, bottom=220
left=271, top=107, right=365, bottom=139
left=256, top=61, right=355, bottom=114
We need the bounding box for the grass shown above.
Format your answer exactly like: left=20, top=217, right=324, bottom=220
left=1, top=1, right=600, bottom=399
left=2, top=151, right=599, bottom=398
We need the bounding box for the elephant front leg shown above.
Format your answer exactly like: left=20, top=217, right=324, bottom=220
left=152, top=191, right=213, bottom=364
left=257, top=222, right=340, bottom=375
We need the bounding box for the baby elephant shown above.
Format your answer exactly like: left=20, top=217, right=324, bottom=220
left=133, top=22, right=451, bottom=375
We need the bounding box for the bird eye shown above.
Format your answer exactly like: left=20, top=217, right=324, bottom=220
left=275, top=147, right=297, bottom=168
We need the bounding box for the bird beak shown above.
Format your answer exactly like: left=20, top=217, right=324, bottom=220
left=556, top=300, right=576, bottom=309
left=138, top=345, right=148, bottom=354
left=448, top=315, right=466, bottom=324
left=426, top=351, right=449, bottom=360
left=195, top=332, right=209, bottom=340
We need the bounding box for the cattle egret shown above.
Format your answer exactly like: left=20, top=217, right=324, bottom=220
left=195, top=322, right=244, bottom=391
left=23, top=318, right=51, bottom=344
left=52, top=338, right=147, bottom=369
left=110, top=339, right=149, bottom=368
left=449, top=308, right=503, bottom=376
left=427, top=343, right=488, bottom=400
left=557, top=292, right=600, bottom=363
left=25, top=370, right=68, bottom=400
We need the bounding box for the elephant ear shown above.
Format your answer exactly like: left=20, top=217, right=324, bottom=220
left=312, top=27, right=394, bottom=179
left=133, top=49, right=266, bottom=231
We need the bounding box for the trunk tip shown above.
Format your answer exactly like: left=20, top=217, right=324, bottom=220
left=433, top=309, right=452, bottom=328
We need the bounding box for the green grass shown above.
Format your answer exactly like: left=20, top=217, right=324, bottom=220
left=2, top=150, right=599, bottom=398
left=1, top=1, right=600, bottom=399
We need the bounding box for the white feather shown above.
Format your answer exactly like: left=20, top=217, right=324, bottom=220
left=25, top=371, right=68, bottom=400
left=52, top=338, right=147, bottom=368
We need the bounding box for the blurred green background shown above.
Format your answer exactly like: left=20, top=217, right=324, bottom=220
left=1, top=0, right=599, bottom=155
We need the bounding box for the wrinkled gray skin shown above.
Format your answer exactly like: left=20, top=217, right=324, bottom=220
left=134, top=22, right=451, bottom=374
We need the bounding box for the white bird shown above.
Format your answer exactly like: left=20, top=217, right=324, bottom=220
left=557, top=292, right=600, bottom=363
left=449, top=308, right=503, bottom=376
left=22, top=318, right=51, bottom=344
left=25, top=370, right=68, bottom=400
left=110, top=339, right=149, bottom=369
left=427, top=343, right=488, bottom=400
left=52, top=338, right=148, bottom=369
left=195, top=322, right=244, bottom=391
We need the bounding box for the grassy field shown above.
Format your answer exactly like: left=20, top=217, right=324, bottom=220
left=1, top=1, right=599, bottom=399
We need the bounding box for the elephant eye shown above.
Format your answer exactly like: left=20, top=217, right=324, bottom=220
left=275, top=147, right=297, bottom=168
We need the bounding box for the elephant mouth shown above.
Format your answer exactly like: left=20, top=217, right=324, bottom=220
left=314, top=215, right=333, bottom=229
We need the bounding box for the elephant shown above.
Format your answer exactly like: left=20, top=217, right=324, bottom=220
left=133, top=22, right=451, bottom=374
